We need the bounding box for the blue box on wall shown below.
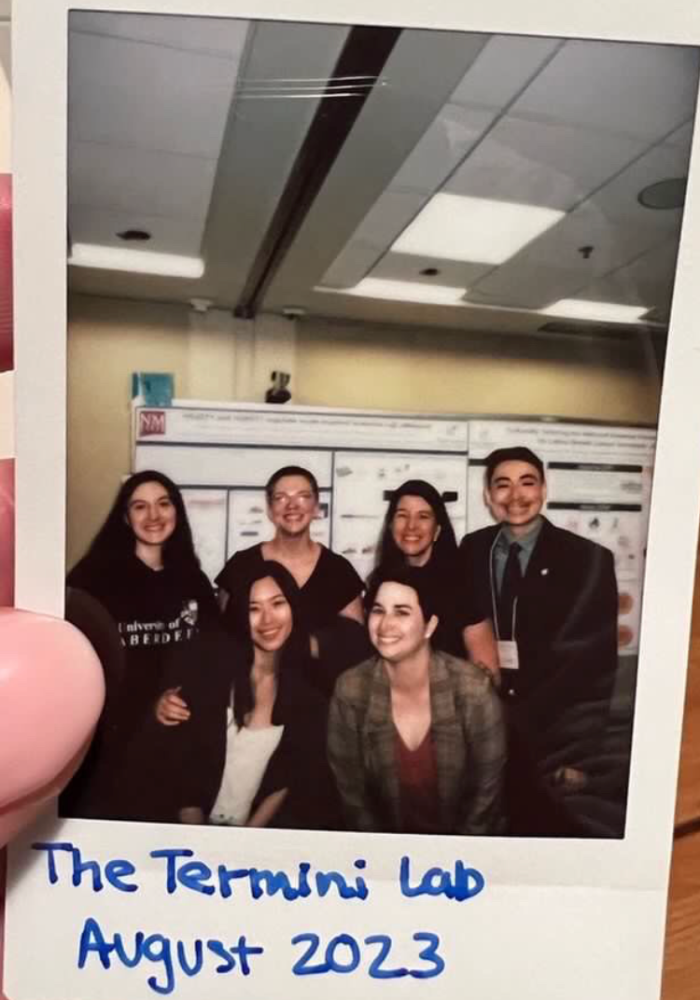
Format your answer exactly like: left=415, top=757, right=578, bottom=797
left=132, top=372, right=174, bottom=407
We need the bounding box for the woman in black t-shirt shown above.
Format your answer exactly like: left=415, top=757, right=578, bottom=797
left=216, top=466, right=369, bottom=681
left=367, top=479, right=497, bottom=673
left=65, top=470, right=217, bottom=819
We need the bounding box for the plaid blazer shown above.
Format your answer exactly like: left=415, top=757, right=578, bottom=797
left=327, top=651, right=506, bottom=835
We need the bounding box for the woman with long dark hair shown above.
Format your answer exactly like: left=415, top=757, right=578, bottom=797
left=65, top=470, right=218, bottom=819
left=368, top=480, right=497, bottom=671
left=156, top=562, right=342, bottom=829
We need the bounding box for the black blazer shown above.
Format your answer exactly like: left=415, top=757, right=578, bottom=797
left=460, top=518, right=618, bottom=766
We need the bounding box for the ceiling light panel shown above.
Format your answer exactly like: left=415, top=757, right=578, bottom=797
left=540, top=299, right=649, bottom=323
left=69, top=244, right=205, bottom=279
left=392, top=193, right=564, bottom=264
left=333, top=277, right=467, bottom=304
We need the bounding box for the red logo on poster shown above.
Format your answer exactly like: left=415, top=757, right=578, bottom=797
left=139, top=410, right=166, bottom=436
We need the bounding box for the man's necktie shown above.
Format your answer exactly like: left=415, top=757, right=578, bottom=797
left=498, top=542, right=522, bottom=640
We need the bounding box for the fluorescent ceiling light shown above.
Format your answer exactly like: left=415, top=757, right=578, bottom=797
left=392, top=193, right=564, bottom=265
left=69, top=244, right=205, bottom=279
left=339, top=277, right=467, bottom=305
left=540, top=299, right=650, bottom=323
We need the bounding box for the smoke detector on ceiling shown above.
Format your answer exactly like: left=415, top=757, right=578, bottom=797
left=638, top=177, right=687, bottom=210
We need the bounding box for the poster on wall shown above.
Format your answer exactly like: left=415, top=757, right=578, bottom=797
left=7, top=3, right=700, bottom=1000
left=133, top=402, right=470, bottom=582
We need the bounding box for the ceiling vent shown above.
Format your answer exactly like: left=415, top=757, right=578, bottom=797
left=537, top=319, right=665, bottom=340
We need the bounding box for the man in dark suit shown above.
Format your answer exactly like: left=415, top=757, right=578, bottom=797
left=460, top=446, right=619, bottom=836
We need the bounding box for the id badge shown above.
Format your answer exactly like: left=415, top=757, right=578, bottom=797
left=497, top=639, right=520, bottom=671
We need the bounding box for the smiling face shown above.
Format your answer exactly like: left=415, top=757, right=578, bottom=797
left=126, top=480, right=177, bottom=549
left=267, top=474, right=319, bottom=537
left=368, top=581, right=438, bottom=664
left=391, top=495, right=441, bottom=566
left=486, top=460, right=546, bottom=535
left=249, top=576, right=293, bottom=653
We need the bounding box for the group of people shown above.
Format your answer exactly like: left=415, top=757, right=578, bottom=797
left=62, top=445, right=620, bottom=838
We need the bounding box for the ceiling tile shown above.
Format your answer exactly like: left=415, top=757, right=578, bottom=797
left=663, top=120, right=694, bottom=150
left=446, top=115, right=647, bottom=210
left=467, top=136, right=690, bottom=310
left=465, top=258, right=595, bottom=311
left=69, top=11, right=249, bottom=59
left=587, top=140, right=688, bottom=235
left=69, top=205, right=206, bottom=257
left=348, top=189, right=428, bottom=249
left=450, top=34, right=561, bottom=111
left=469, top=202, right=662, bottom=309
left=318, top=241, right=382, bottom=290
left=580, top=239, right=679, bottom=311
left=513, top=39, right=699, bottom=141
left=69, top=141, right=217, bottom=221
left=68, top=31, right=238, bottom=157
left=390, top=103, right=495, bottom=194
left=371, top=252, right=491, bottom=289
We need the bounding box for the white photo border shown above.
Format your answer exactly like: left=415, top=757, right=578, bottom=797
left=8, top=2, right=700, bottom=998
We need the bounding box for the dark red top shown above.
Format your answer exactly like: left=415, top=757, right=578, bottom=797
left=396, top=728, right=441, bottom=834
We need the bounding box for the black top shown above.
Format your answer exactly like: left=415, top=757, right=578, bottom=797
left=67, top=553, right=218, bottom=732
left=129, top=630, right=342, bottom=828
left=216, top=543, right=364, bottom=633
left=367, top=556, right=488, bottom=660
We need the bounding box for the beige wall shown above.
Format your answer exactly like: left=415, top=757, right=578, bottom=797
left=67, top=296, right=298, bottom=566
left=67, top=293, right=661, bottom=567
left=295, top=317, right=661, bottom=422
left=68, top=297, right=192, bottom=568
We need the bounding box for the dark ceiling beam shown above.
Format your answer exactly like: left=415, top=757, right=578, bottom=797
left=234, top=24, right=402, bottom=319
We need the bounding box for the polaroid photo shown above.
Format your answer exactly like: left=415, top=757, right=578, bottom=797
left=5, top=1, right=700, bottom=999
